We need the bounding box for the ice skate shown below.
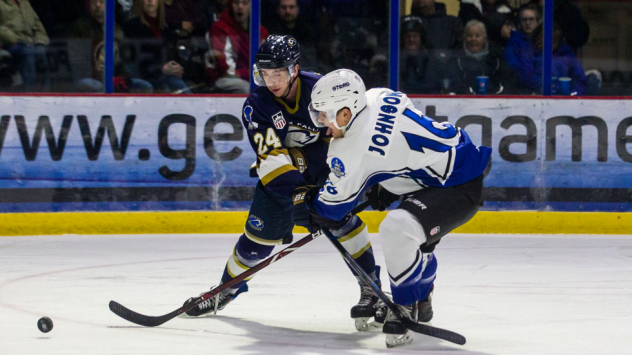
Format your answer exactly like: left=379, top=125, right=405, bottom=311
left=182, top=284, right=248, bottom=317
left=383, top=303, right=416, bottom=348
left=417, top=286, right=433, bottom=323
left=350, top=267, right=383, bottom=331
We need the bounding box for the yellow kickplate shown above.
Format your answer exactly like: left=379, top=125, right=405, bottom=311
left=0, top=211, right=630, bottom=236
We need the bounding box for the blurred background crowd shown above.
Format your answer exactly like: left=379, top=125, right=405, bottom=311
left=0, top=0, right=628, bottom=95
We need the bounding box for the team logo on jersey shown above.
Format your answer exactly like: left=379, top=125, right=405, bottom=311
left=272, top=111, right=286, bottom=129
left=331, top=157, right=346, bottom=178
left=247, top=215, right=264, bottom=231
left=430, top=226, right=440, bottom=236
left=288, top=37, right=297, bottom=46
left=243, top=105, right=258, bottom=130
left=287, top=126, right=319, bottom=146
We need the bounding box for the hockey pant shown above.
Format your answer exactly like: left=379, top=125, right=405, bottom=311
left=380, top=175, right=484, bottom=305
left=379, top=209, right=437, bottom=306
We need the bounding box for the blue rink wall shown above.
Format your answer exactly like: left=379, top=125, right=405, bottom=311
left=0, top=95, right=631, bottom=235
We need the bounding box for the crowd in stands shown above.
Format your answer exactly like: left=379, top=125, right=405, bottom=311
left=0, top=0, right=605, bottom=95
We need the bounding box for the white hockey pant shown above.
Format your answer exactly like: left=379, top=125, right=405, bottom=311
left=379, top=209, right=436, bottom=305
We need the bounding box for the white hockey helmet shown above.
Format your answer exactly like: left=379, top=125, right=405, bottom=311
left=309, top=69, right=367, bottom=133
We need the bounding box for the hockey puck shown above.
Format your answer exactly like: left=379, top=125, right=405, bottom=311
left=37, top=317, right=53, bottom=333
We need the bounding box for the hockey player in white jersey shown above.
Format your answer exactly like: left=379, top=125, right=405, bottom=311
left=294, top=69, right=491, bottom=348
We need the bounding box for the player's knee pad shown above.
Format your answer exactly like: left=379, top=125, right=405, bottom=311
left=331, top=215, right=371, bottom=256
left=235, top=234, right=274, bottom=267
left=379, top=209, right=427, bottom=277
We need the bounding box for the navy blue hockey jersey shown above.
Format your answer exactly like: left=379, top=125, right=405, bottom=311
left=242, top=72, right=327, bottom=196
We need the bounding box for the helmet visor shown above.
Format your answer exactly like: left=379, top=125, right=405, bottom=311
left=308, top=103, right=325, bottom=128
left=254, top=66, right=294, bottom=87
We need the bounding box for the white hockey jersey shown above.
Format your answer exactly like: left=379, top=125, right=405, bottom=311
left=312, top=88, right=492, bottom=221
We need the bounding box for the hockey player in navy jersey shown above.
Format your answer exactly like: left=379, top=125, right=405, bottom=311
left=183, top=36, right=383, bottom=331
left=296, top=69, right=491, bottom=347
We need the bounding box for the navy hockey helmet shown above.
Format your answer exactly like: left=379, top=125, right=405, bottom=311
left=253, top=35, right=301, bottom=86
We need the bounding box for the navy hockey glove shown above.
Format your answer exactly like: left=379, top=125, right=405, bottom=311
left=292, top=185, right=320, bottom=232
left=367, top=184, right=399, bottom=211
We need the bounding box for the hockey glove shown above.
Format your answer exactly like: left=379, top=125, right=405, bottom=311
left=367, top=184, right=400, bottom=211
left=288, top=147, right=308, bottom=174
left=303, top=187, right=352, bottom=231
left=292, top=185, right=320, bottom=232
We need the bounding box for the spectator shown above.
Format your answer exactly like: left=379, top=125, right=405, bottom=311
left=262, top=0, right=317, bottom=71
left=206, top=0, right=268, bottom=93
left=67, top=0, right=153, bottom=93
left=448, top=19, right=516, bottom=94
left=499, top=16, right=517, bottom=47
left=532, top=23, right=586, bottom=95
left=517, top=3, right=540, bottom=36
left=164, top=0, right=205, bottom=38
left=264, top=0, right=315, bottom=49
left=459, top=0, right=513, bottom=45
left=398, top=15, right=448, bottom=94
left=123, top=0, right=191, bottom=93
left=530, top=0, right=589, bottom=53
left=196, top=0, right=228, bottom=30
left=0, top=0, right=50, bottom=91
left=410, top=0, right=463, bottom=50
left=505, top=14, right=587, bottom=95
left=503, top=5, right=540, bottom=93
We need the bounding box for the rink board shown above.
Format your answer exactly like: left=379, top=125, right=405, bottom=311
left=1, top=210, right=631, bottom=236
left=0, top=95, right=631, bottom=235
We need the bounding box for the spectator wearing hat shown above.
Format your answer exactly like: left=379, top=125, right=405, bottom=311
left=410, top=0, right=463, bottom=50
left=399, top=15, right=449, bottom=94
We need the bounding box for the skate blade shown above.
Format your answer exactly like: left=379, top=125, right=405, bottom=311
left=386, top=332, right=413, bottom=348
left=354, top=317, right=383, bottom=332
left=178, top=310, right=220, bottom=318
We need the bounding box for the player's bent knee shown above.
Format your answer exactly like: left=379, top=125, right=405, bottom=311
left=379, top=209, right=426, bottom=255
left=235, top=234, right=275, bottom=265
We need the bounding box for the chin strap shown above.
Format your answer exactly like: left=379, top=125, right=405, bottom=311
left=332, top=119, right=348, bottom=136
left=281, top=70, right=300, bottom=100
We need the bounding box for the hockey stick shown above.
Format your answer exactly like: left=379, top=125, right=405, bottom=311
left=320, top=228, right=466, bottom=346
left=109, top=200, right=372, bottom=327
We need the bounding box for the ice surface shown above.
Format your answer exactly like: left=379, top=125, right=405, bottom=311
left=1, top=233, right=631, bottom=355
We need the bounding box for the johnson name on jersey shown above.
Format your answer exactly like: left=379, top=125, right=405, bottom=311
left=314, top=88, right=492, bottom=221
left=242, top=72, right=327, bottom=196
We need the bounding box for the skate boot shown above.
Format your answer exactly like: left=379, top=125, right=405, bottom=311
left=374, top=300, right=388, bottom=324
left=182, top=284, right=248, bottom=317
left=350, top=266, right=383, bottom=331
left=383, top=303, right=417, bottom=348
left=417, top=286, right=433, bottom=323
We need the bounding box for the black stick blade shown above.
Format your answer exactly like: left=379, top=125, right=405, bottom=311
left=403, top=319, right=466, bottom=345
left=109, top=300, right=178, bottom=327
